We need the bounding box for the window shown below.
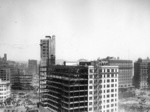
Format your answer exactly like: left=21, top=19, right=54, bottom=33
left=89, top=80, right=93, bottom=84
left=90, top=75, right=93, bottom=78
left=107, top=69, right=110, bottom=72
left=89, top=108, right=92, bottom=111
left=90, top=69, right=94, bottom=73
left=107, top=74, right=110, bottom=77
left=99, top=90, right=102, bottom=94
left=89, top=91, right=93, bottom=95
left=94, top=107, right=97, bottom=110
left=89, top=97, right=92, bottom=100
left=107, top=79, right=110, bottom=83
left=89, top=102, right=92, bottom=105
left=89, top=86, right=93, bottom=89
left=111, top=84, right=114, bottom=87
left=111, top=69, right=114, bottom=72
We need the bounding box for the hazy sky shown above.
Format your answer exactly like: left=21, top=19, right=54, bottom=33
left=0, top=0, right=150, bottom=61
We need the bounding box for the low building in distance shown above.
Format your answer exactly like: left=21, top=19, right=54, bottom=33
left=28, top=59, right=37, bottom=75
left=10, top=62, right=33, bottom=90
left=28, top=59, right=38, bottom=87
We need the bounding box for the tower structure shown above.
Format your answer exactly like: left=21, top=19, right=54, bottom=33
left=40, top=35, right=55, bottom=66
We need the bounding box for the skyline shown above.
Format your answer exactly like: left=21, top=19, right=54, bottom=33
left=0, top=0, right=150, bottom=61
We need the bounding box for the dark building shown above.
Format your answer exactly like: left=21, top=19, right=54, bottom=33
left=11, top=68, right=33, bottom=90
left=133, top=58, right=150, bottom=89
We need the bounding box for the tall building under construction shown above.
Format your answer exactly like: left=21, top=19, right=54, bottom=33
left=39, top=64, right=118, bottom=112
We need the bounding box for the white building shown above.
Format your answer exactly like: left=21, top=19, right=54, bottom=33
left=94, top=66, right=119, bottom=112
left=0, top=79, right=10, bottom=102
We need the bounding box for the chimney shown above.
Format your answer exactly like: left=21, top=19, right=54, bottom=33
left=4, top=53, right=7, bottom=61
left=63, top=61, right=66, bottom=66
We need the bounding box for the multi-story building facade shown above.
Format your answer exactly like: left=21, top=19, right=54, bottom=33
left=133, top=58, right=150, bottom=89
left=19, top=73, right=33, bottom=90
left=0, top=54, right=11, bottom=102
left=97, top=57, right=133, bottom=89
left=39, top=64, right=118, bottom=112
left=28, top=59, right=38, bottom=87
left=0, top=79, right=10, bottom=102
left=94, top=66, right=118, bottom=112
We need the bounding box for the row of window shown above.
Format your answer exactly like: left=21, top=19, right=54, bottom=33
left=94, top=94, right=117, bottom=99
left=103, top=84, right=117, bottom=88
left=90, top=74, right=118, bottom=79
left=102, top=74, right=118, bottom=78
left=103, top=89, right=117, bottom=93
left=94, top=98, right=117, bottom=105
left=102, top=69, right=118, bottom=73
left=103, top=79, right=117, bottom=83
left=94, top=89, right=117, bottom=94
